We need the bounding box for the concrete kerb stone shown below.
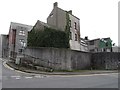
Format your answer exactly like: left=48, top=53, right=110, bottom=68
left=4, top=60, right=118, bottom=76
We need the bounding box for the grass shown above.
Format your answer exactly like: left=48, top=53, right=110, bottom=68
left=53, top=69, right=95, bottom=72
left=6, top=61, right=117, bottom=73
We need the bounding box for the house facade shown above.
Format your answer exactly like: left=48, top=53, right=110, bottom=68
left=87, top=37, right=112, bottom=52
left=47, top=2, right=81, bottom=51
left=8, top=22, right=33, bottom=58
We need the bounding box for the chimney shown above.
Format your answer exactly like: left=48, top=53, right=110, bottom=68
left=68, top=10, right=72, bottom=14
left=54, top=2, right=58, bottom=8
left=85, top=36, right=88, bottom=40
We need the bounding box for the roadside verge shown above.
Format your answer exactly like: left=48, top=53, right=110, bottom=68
left=4, top=60, right=118, bottom=75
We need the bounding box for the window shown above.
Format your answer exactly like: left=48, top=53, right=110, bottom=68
left=75, top=34, right=77, bottom=41
left=19, top=39, right=24, bottom=42
left=106, top=42, right=108, bottom=46
left=19, top=39, right=26, bottom=48
left=103, top=48, right=106, bottom=52
left=70, top=32, right=72, bottom=40
left=19, top=30, right=25, bottom=36
left=90, top=49, right=94, bottom=52
left=74, top=22, right=77, bottom=30
left=19, top=49, right=23, bottom=53
left=69, top=20, right=71, bottom=27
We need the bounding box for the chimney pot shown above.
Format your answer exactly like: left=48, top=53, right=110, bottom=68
left=54, top=2, right=58, bottom=8
left=85, top=36, right=88, bottom=40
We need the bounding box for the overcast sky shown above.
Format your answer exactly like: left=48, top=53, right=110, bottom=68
left=0, top=0, right=119, bottom=46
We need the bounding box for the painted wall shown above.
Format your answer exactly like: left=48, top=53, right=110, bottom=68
left=69, top=14, right=80, bottom=51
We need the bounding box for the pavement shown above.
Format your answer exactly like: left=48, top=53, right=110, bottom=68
left=3, top=58, right=118, bottom=75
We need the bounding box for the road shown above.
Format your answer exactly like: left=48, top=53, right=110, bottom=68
left=1, top=58, right=118, bottom=88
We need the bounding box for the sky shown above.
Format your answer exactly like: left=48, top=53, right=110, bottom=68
left=0, top=0, right=119, bottom=46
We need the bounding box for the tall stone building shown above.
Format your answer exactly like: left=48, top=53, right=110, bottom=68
left=47, top=2, right=81, bottom=51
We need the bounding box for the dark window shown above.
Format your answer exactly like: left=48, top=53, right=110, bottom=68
left=90, top=49, right=94, bottom=52
left=70, top=32, right=72, bottom=40
left=69, top=20, right=71, bottom=27
left=106, top=42, right=108, bottom=46
left=75, top=34, right=77, bottom=41
left=74, top=22, right=77, bottom=30
left=19, top=49, right=23, bottom=53
left=103, top=48, right=106, bottom=52
left=96, top=48, right=98, bottom=52
left=97, top=48, right=98, bottom=52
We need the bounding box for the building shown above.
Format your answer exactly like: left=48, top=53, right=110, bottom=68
left=33, top=20, right=51, bottom=31
left=80, top=37, right=89, bottom=52
left=8, top=22, right=33, bottom=58
left=0, top=34, right=9, bottom=58
left=47, top=2, right=81, bottom=51
left=112, top=46, right=120, bottom=52
left=87, top=37, right=112, bottom=52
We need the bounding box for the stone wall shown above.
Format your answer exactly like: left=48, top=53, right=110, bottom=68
left=24, top=47, right=91, bottom=70
left=91, top=52, right=120, bottom=69
left=71, top=50, right=91, bottom=70
left=23, top=47, right=120, bottom=70
left=24, top=47, right=72, bottom=70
